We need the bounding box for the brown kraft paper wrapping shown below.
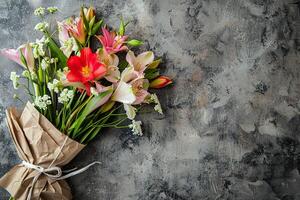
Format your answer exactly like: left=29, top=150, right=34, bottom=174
left=0, top=102, right=85, bottom=200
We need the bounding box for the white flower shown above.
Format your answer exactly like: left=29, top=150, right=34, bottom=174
left=154, top=104, right=163, bottom=114
left=66, top=90, right=74, bottom=98
left=41, top=57, right=51, bottom=70
left=150, top=94, right=163, bottom=114
left=45, top=37, right=50, bottom=44
left=36, top=36, right=46, bottom=44
left=32, top=47, right=38, bottom=58
left=58, top=89, right=74, bottom=104
left=47, top=6, right=58, bottom=14
left=31, top=71, right=38, bottom=80
left=23, top=70, right=37, bottom=80
left=34, top=7, right=45, bottom=16
left=47, top=79, right=60, bottom=93
left=56, top=67, right=69, bottom=81
left=129, top=120, right=143, bottom=136
left=34, top=95, right=51, bottom=110
left=61, top=37, right=79, bottom=57
left=22, top=70, right=30, bottom=78
left=34, top=22, right=49, bottom=32
left=50, top=58, right=58, bottom=63
left=124, top=104, right=137, bottom=120
left=10, top=72, right=20, bottom=89
left=32, top=38, right=45, bottom=58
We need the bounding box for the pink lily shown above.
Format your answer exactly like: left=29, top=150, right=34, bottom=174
left=97, top=48, right=120, bottom=83
left=111, top=66, right=149, bottom=105
left=131, top=78, right=149, bottom=104
left=64, top=17, right=86, bottom=45
left=57, top=21, right=70, bottom=45
left=111, top=50, right=155, bottom=105
left=0, top=43, right=35, bottom=71
left=126, top=50, right=154, bottom=74
left=96, top=27, right=128, bottom=54
left=57, top=20, right=79, bottom=57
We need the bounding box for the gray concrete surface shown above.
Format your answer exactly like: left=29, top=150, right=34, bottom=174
left=1, top=0, right=300, bottom=199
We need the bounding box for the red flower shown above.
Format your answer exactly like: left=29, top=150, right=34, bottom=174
left=67, top=48, right=106, bottom=93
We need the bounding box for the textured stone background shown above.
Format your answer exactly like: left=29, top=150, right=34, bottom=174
left=1, top=0, right=300, bottom=199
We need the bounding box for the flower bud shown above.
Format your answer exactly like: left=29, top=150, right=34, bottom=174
left=83, top=7, right=95, bottom=22
left=149, top=76, right=172, bottom=89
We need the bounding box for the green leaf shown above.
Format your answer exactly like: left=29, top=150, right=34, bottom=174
left=125, top=21, right=131, bottom=27
left=81, top=7, right=89, bottom=31
left=127, top=39, right=143, bottom=47
left=119, top=17, right=125, bottom=36
left=80, top=126, right=101, bottom=144
left=145, top=68, right=160, bottom=80
left=118, top=60, right=128, bottom=71
left=148, top=58, right=161, bottom=69
left=85, top=89, right=113, bottom=114
left=19, top=50, right=27, bottom=67
left=91, top=19, right=103, bottom=35
left=88, top=16, right=96, bottom=34
left=47, top=37, right=67, bottom=66
left=71, top=89, right=113, bottom=134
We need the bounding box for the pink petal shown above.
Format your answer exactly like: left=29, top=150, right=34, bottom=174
left=95, top=82, right=107, bottom=93
left=111, top=81, right=136, bottom=104
left=110, top=54, right=119, bottom=66
left=57, top=21, right=70, bottom=45
left=102, top=27, right=114, bottom=46
left=20, top=44, right=35, bottom=71
left=126, top=50, right=136, bottom=68
left=136, top=51, right=154, bottom=71
left=105, top=65, right=120, bottom=83
left=0, top=48, right=23, bottom=66
left=133, top=89, right=149, bottom=105
left=120, top=66, right=139, bottom=83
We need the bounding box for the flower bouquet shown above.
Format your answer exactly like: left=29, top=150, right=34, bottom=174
left=0, top=6, right=172, bottom=200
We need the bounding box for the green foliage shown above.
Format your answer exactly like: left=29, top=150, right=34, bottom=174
left=119, top=17, right=125, bottom=36
left=148, top=59, right=161, bottom=69
left=127, top=39, right=143, bottom=47
left=81, top=7, right=89, bottom=30
left=46, top=36, right=67, bottom=66
left=145, top=68, right=160, bottom=80
left=70, top=89, right=113, bottom=135
left=91, top=19, right=103, bottom=35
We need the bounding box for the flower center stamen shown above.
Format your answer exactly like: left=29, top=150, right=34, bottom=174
left=81, top=66, right=91, bottom=77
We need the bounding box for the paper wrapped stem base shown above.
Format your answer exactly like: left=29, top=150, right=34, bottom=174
left=0, top=102, right=85, bottom=200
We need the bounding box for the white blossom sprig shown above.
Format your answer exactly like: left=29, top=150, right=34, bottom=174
left=129, top=120, right=143, bottom=136
left=58, top=89, right=74, bottom=104
left=10, top=72, right=20, bottom=89
left=33, top=95, right=52, bottom=110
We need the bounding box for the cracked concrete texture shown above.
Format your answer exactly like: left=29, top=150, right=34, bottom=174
left=1, top=0, right=300, bottom=199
